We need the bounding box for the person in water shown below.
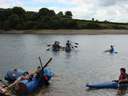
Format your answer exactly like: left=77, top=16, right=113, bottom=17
left=119, top=68, right=128, bottom=81
left=117, top=68, right=128, bottom=95
left=110, top=45, right=114, bottom=53
left=66, top=40, right=71, bottom=48
left=52, top=41, right=60, bottom=51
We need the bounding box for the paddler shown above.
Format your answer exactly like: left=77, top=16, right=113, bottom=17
left=117, top=68, right=128, bottom=95
left=110, top=45, right=114, bottom=53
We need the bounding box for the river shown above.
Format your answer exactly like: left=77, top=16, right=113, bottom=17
left=0, top=34, right=128, bottom=96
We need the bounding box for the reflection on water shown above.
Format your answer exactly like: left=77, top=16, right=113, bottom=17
left=0, top=34, right=128, bottom=96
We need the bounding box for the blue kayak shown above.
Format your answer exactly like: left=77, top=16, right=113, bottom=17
left=86, top=81, right=128, bottom=89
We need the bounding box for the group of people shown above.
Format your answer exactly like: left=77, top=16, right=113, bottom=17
left=0, top=66, right=49, bottom=96
left=52, top=40, right=72, bottom=52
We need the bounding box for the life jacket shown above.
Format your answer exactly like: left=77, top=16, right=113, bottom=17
left=119, top=73, right=128, bottom=80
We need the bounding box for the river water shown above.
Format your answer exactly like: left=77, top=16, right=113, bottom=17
left=0, top=34, right=128, bottom=96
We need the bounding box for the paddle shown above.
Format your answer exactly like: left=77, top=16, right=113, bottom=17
left=38, top=56, right=43, bottom=68
left=70, top=41, right=79, bottom=45
left=47, top=44, right=52, bottom=47
left=42, top=57, right=52, bottom=69
left=38, top=57, right=52, bottom=69
left=74, top=43, right=79, bottom=45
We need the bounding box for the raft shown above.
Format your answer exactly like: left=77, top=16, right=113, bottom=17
left=4, top=69, right=25, bottom=82
left=86, top=81, right=128, bottom=89
left=16, top=67, right=54, bottom=94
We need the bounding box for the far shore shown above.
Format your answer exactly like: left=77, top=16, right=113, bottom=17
left=0, top=29, right=128, bottom=35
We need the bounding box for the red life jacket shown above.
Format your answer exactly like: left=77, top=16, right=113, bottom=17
left=119, top=73, right=127, bottom=80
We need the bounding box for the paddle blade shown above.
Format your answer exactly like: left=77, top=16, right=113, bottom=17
left=47, top=44, right=51, bottom=47
left=75, top=43, right=79, bottom=45
left=43, top=57, right=53, bottom=68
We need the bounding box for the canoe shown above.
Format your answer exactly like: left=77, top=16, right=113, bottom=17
left=104, top=50, right=117, bottom=54
left=16, top=67, right=54, bottom=94
left=4, top=69, right=25, bottom=83
left=86, top=81, right=128, bottom=89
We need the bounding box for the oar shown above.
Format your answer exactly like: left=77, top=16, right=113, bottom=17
left=38, top=56, right=43, bottom=68
left=112, top=80, right=118, bottom=82
left=47, top=44, right=52, bottom=47
left=74, top=43, right=79, bottom=45
left=42, top=57, right=52, bottom=69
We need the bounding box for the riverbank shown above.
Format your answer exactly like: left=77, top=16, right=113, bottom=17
left=0, top=30, right=128, bottom=35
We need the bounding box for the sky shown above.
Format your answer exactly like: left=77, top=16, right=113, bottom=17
left=0, top=0, right=128, bottom=22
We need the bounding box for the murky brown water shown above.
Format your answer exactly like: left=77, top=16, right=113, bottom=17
left=0, top=33, right=128, bottom=96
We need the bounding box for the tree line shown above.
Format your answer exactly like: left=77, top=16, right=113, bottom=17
left=0, top=7, right=127, bottom=30
left=0, top=7, right=78, bottom=30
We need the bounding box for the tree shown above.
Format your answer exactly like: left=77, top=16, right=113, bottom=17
left=65, top=11, right=72, bottom=19
left=57, top=11, right=64, bottom=17
left=49, top=10, right=56, bottom=16
left=5, top=14, right=20, bottom=29
left=38, top=8, right=50, bottom=16
left=12, top=7, right=25, bottom=16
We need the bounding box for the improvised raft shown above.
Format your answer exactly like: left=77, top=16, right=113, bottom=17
left=4, top=67, right=54, bottom=95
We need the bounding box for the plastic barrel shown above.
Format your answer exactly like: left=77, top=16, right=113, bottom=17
left=5, top=69, right=25, bottom=82
left=17, top=68, right=54, bottom=94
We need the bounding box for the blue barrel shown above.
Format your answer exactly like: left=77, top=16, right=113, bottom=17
left=16, top=68, right=54, bottom=94
left=43, top=68, right=54, bottom=80
left=5, top=69, right=25, bottom=82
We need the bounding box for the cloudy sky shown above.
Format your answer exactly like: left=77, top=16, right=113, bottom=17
left=0, top=0, right=128, bottom=22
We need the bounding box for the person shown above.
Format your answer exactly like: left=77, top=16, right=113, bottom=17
left=119, top=68, right=128, bottom=81
left=117, top=68, right=128, bottom=95
left=52, top=41, right=60, bottom=51
left=66, top=40, right=71, bottom=48
left=35, top=66, right=49, bottom=85
left=65, top=40, right=72, bottom=52
left=110, top=45, right=114, bottom=53
left=0, top=83, right=11, bottom=96
left=34, top=66, right=42, bottom=78
left=7, top=71, right=30, bottom=90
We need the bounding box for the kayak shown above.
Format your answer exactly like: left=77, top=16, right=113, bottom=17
left=104, top=50, right=118, bottom=54
left=16, top=67, right=54, bottom=94
left=86, top=81, right=128, bottom=89
left=86, top=81, right=118, bottom=89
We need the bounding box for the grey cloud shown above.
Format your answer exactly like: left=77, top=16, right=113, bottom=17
left=97, top=0, right=128, bottom=7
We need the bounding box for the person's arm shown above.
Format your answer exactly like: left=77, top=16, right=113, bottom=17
left=119, top=79, right=128, bottom=84
left=7, top=77, right=21, bottom=89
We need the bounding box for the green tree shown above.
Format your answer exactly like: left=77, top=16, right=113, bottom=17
left=12, top=7, right=25, bottom=16
left=38, top=8, right=50, bottom=16
left=65, top=11, right=72, bottom=18
left=49, top=10, right=56, bottom=16
left=57, top=11, right=64, bottom=17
